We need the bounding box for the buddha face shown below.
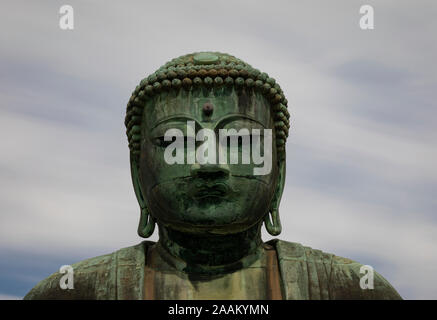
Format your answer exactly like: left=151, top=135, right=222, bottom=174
left=137, top=88, right=280, bottom=235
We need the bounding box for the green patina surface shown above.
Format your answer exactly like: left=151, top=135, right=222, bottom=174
left=24, top=240, right=402, bottom=299
left=24, top=52, right=402, bottom=300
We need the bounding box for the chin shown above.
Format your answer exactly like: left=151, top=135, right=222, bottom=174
left=159, top=212, right=263, bottom=235
left=164, top=222, right=259, bottom=236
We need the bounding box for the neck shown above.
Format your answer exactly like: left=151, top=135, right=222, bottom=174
left=156, top=223, right=263, bottom=275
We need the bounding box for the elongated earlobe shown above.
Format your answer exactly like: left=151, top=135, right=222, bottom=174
left=264, top=157, right=286, bottom=236
left=130, top=155, right=155, bottom=238
left=264, top=208, right=282, bottom=236
left=138, top=206, right=155, bottom=238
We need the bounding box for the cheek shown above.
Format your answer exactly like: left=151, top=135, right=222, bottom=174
left=232, top=177, right=275, bottom=220
left=148, top=180, right=192, bottom=221
left=138, top=140, right=192, bottom=193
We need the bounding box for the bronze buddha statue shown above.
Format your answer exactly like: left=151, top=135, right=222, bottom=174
left=25, top=52, right=401, bottom=300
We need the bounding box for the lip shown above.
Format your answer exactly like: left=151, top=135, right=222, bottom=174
left=191, top=182, right=230, bottom=199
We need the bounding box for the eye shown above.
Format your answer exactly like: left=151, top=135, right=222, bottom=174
left=153, top=137, right=174, bottom=148
left=223, top=135, right=251, bottom=150
left=153, top=136, right=197, bottom=148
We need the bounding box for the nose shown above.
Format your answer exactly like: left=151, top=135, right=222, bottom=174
left=190, top=163, right=230, bottom=180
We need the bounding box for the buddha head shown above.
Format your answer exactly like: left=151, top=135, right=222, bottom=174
left=125, top=52, right=290, bottom=239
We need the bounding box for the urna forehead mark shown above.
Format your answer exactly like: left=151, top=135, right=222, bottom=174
left=202, top=102, right=214, bottom=116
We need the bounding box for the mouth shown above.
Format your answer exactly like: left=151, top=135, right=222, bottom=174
left=190, top=182, right=230, bottom=199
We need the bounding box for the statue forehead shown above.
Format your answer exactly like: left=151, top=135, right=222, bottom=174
left=144, top=91, right=274, bottom=129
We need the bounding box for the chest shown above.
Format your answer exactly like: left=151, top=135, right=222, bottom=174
left=143, top=245, right=282, bottom=300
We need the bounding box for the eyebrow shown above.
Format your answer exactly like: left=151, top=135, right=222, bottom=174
left=213, top=114, right=267, bottom=130
left=151, top=115, right=201, bottom=130
left=152, top=113, right=267, bottom=132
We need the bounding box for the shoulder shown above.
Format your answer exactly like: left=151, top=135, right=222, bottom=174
left=24, top=241, right=153, bottom=300
left=269, top=239, right=402, bottom=300
left=24, top=251, right=114, bottom=300
left=328, top=251, right=402, bottom=300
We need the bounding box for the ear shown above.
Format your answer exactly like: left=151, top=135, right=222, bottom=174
left=264, top=157, right=286, bottom=236
left=272, top=157, right=286, bottom=209
left=130, top=155, right=155, bottom=238
left=130, top=156, right=145, bottom=209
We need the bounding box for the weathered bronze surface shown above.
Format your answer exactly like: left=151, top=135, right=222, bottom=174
left=24, top=52, right=402, bottom=300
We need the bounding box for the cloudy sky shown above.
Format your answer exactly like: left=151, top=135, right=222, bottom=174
left=0, top=0, right=436, bottom=299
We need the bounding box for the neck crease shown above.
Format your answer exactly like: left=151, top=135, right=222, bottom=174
left=156, top=223, right=263, bottom=275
